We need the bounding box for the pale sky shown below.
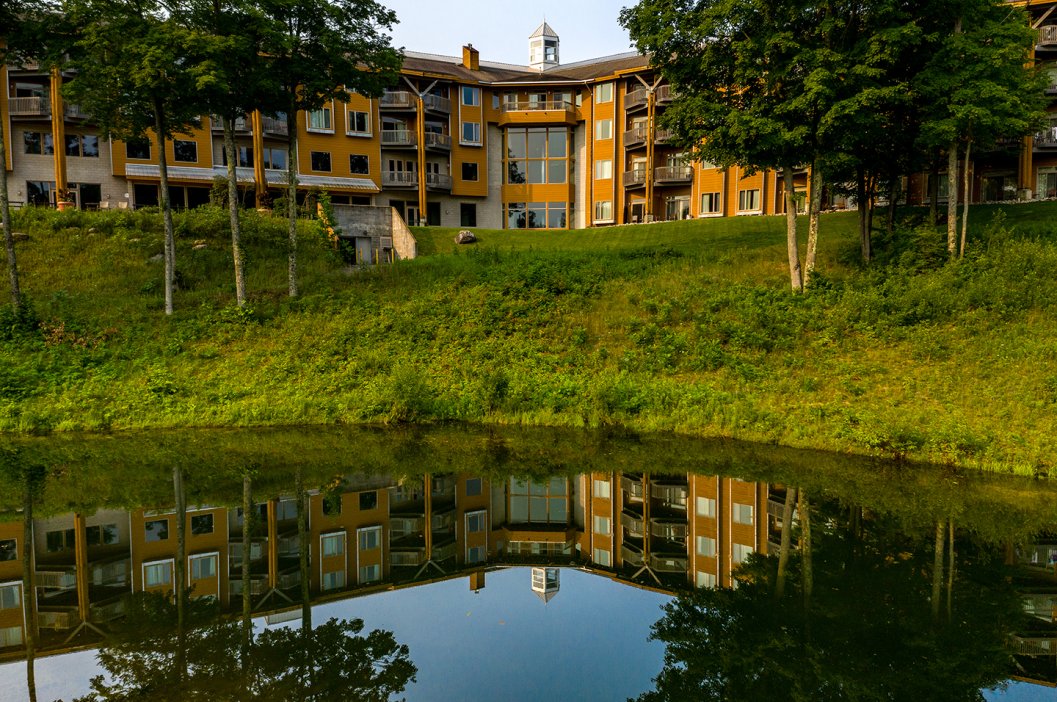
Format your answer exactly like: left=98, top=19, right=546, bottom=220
left=379, top=0, right=638, bottom=66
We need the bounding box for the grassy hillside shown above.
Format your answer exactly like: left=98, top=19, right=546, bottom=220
left=3, top=201, right=1057, bottom=474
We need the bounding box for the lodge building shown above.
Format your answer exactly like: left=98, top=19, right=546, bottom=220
left=3, top=10, right=1057, bottom=231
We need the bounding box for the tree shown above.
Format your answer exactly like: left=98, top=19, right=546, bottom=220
left=66, top=0, right=210, bottom=315
left=256, top=0, right=402, bottom=298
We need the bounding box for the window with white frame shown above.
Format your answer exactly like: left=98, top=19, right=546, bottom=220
left=461, top=86, right=480, bottom=106
left=696, top=535, right=717, bottom=557
left=347, top=109, right=370, bottom=136
left=700, top=192, right=722, bottom=215
left=466, top=510, right=487, bottom=534
left=0, top=626, right=22, bottom=647
left=593, top=200, right=613, bottom=222
left=732, top=543, right=754, bottom=564
left=696, top=496, right=716, bottom=518
left=322, top=570, right=346, bottom=591
left=593, top=515, right=611, bottom=536
left=190, top=554, right=217, bottom=581
left=595, top=119, right=612, bottom=140
left=594, top=83, right=613, bottom=103
left=322, top=532, right=345, bottom=557
left=0, top=539, right=15, bottom=562
left=465, top=478, right=483, bottom=496
left=594, top=159, right=613, bottom=180
left=0, top=584, right=20, bottom=609
left=593, top=548, right=611, bottom=566
left=461, top=122, right=481, bottom=145
left=359, top=564, right=381, bottom=583
left=732, top=503, right=754, bottom=525
left=173, top=140, right=197, bottom=163
left=308, top=105, right=333, bottom=131
left=143, top=561, right=172, bottom=588
left=467, top=545, right=486, bottom=564
left=696, top=571, right=717, bottom=588
left=357, top=527, right=381, bottom=552
left=738, top=188, right=761, bottom=212
left=593, top=479, right=611, bottom=499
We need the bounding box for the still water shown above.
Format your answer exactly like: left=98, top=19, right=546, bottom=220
left=0, top=426, right=1055, bottom=701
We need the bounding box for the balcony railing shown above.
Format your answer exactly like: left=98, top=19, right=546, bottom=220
left=89, top=597, right=127, bottom=623
left=649, top=552, right=689, bottom=573
left=621, top=475, right=645, bottom=499
left=381, top=130, right=417, bottom=147
left=380, top=91, right=415, bottom=109
left=1034, top=128, right=1057, bottom=148
left=422, top=93, right=451, bottom=113
left=621, top=509, right=645, bottom=538
left=621, top=543, right=645, bottom=567
left=211, top=115, right=249, bottom=132
left=655, top=166, right=694, bottom=182
left=9, top=95, right=50, bottom=116
left=1039, top=24, right=1057, bottom=48
left=423, top=132, right=452, bottom=150
left=623, top=169, right=648, bottom=188
left=624, top=126, right=647, bottom=147
left=262, top=116, right=288, bottom=135
left=64, top=103, right=89, bottom=119
left=426, top=173, right=453, bottom=190
left=500, top=100, right=575, bottom=113
left=656, top=84, right=678, bottom=103
left=433, top=539, right=457, bottom=562
left=625, top=89, right=648, bottom=110
left=391, top=549, right=426, bottom=567
left=36, top=568, right=76, bottom=589
left=382, top=171, right=418, bottom=187
left=655, top=128, right=673, bottom=143
left=39, top=608, right=77, bottom=630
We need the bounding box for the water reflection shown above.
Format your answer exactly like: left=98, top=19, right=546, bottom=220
left=0, top=428, right=1055, bottom=700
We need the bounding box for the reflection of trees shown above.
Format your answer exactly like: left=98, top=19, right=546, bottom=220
left=73, top=594, right=416, bottom=702
left=635, top=500, right=1024, bottom=702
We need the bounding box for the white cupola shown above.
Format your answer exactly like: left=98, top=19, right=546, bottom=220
left=529, top=21, right=559, bottom=70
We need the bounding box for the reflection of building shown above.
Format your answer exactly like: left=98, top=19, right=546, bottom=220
left=1010, top=538, right=1057, bottom=686
left=531, top=567, right=560, bottom=603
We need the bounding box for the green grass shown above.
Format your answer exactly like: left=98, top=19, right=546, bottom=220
left=3, top=201, right=1057, bottom=474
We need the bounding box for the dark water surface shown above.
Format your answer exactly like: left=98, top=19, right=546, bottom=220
left=0, top=425, right=1055, bottom=701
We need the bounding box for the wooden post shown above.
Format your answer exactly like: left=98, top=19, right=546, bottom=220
left=251, top=111, right=268, bottom=208
left=49, top=68, right=69, bottom=208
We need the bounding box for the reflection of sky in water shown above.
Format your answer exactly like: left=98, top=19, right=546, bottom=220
left=0, top=567, right=1052, bottom=702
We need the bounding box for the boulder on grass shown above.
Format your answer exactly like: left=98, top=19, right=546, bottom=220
left=455, top=230, right=477, bottom=244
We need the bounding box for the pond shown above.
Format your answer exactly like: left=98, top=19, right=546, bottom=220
left=0, top=425, right=1054, bottom=701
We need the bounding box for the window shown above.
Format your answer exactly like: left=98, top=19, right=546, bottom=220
left=323, top=493, right=342, bottom=516
left=173, top=140, right=197, bottom=163
left=466, top=510, right=486, bottom=533
left=594, top=159, right=613, bottom=180
left=593, top=201, right=613, bottom=223
left=462, top=162, right=479, bottom=181
left=507, top=477, right=568, bottom=523
left=462, top=86, right=480, bottom=106
left=191, top=514, right=214, bottom=536
left=461, top=122, right=481, bottom=145
left=263, top=148, right=286, bottom=170
left=467, top=546, right=486, bottom=564
left=322, top=570, right=346, bottom=591
left=595, top=119, right=612, bottom=140
left=23, top=131, right=53, bottom=155
left=347, top=109, right=370, bottom=135
left=0, top=540, right=14, bottom=561
left=594, top=83, right=613, bottom=103
left=738, top=188, right=761, bottom=212
left=222, top=147, right=254, bottom=167
left=359, top=564, right=381, bottom=583
left=506, top=127, right=566, bottom=184
left=732, top=543, right=754, bottom=564
left=466, top=478, right=482, bottom=497
left=507, top=202, right=566, bottom=230
left=190, top=554, right=217, bottom=580
left=144, top=519, right=169, bottom=542
left=460, top=203, right=477, bottom=227
left=359, top=491, right=378, bottom=511
left=593, top=548, right=611, bottom=566
left=46, top=529, right=73, bottom=553
left=733, top=503, right=754, bottom=525
left=125, top=139, right=150, bottom=160
left=311, top=151, right=331, bottom=172
left=321, top=532, right=345, bottom=558
left=593, top=515, right=611, bottom=536
left=144, top=561, right=172, bottom=588
left=350, top=154, right=369, bottom=175
left=0, top=584, right=19, bottom=609
left=86, top=524, right=119, bottom=546
left=81, top=135, right=100, bottom=158
left=696, top=571, right=717, bottom=589
left=308, top=105, right=333, bottom=131
left=696, top=535, right=717, bottom=557
left=0, top=626, right=22, bottom=647
left=358, top=526, right=381, bottom=551
left=65, top=135, right=81, bottom=156
left=593, top=479, right=611, bottom=498
left=700, top=192, right=722, bottom=215
left=696, top=496, right=716, bottom=518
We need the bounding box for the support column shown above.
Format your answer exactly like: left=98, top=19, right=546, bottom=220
left=49, top=68, right=68, bottom=208
left=74, top=513, right=89, bottom=624
left=645, top=93, right=655, bottom=222
left=267, top=499, right=278, bottom=590
left=251, top=110, right=267, bottom=208
left=416, top=97, right=427, bottom=225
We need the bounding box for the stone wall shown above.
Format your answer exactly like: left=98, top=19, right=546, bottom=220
left=330, top=204, right=417, bottom=262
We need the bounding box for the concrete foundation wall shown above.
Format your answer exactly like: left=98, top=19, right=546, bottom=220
left=330, top=204, right=417, bottom=262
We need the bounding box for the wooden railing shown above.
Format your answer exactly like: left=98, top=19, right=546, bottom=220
left=423, top=132, right=452, bottom=149
left=382, top=171, right=418, bottom=187
left=381, top=130, right=417, bottom=147
left=623, top=169, right=648, bottom=187
left=500, top=100, right=575, bottom=113
left=8, top=95, right=49, bottom=116
left=380, top=91, right=414, bottom=109
left=422, top=93, right=451, bottom=112
left=655, top=166, right=694, bottom=182
left=425, top=173, right=452, bottom=190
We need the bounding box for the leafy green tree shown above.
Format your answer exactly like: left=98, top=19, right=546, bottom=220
left=65, top=0, right=211, bottom=315
left=256, top=0, right=402, bottom=297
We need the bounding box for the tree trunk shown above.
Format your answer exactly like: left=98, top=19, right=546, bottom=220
left=931, top=518, right=945, bottom=623
left=960, top=140, right=971, bottom=258
left=798, top=490, right=813, bottom=605
left=173, top=465, right=187, bottom=681
left=0, top=116, right=22, bottom=310
left=286, top=102, right=299, bottom=298
left=775, top=487, right=797, bottom=599
left=22, top=485, right=37, bottom=702
left=866, top=174, right=875, bottom=244
left=154, top=101, right=176, bottom=315
left=241, top=473, right=253, bottom=678
left=929, top=161, right=940, bottom=226
left=784, top=168, right=803, bottom=292
left=886, top=175, right=899, bottom=238
left=947, top=141, right=959, bottom=260
left=856, top=168, right=870, bottom=263
left=296, top=466, right=311, bottom=696
left=223, top=117, right=247, bottom=307
left=805, top=165, right=822, bottom=288
left=947, top=519, right=955, bottom=622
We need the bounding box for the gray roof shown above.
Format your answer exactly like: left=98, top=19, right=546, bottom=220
left=529, top=21, right=558, bottom=39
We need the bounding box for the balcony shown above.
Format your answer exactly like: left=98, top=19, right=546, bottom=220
left=433, top=539, right=457, bottom=562
left=1034, top=128, right=1057, bottom=149
left=229, top=575, right=267, bottom=597
left=425, top=173, right=453, bottom=190
left=381, top=130, right=417, bottom=148
left=1039, top=24, right=1057, bottom=49
left=8, top=95, right=50, bottom=117
left=64, top=103, right=89, bottom=120
left=621, top=474, right=645, bottom=499
left=624, top=126, right=647, bottom=148
left=621, top=509, right=645, bottom=539
left=649, top=552, right=688, bottom=573
left=380, top=90, right=415, bottom=110
left=262, top=116, right=288, bottom=136
left=655, top=166, right=694, bottom=183
left=625, top=89, right=648, bottom=111
left=89, top=596, right=127, bottom=623
left=211, top=115, right=249, bottom=132
left=382, top=171, right=418, bottom=188
left=656, top=84, right=678, bottom=103
left=623, top=169, right=648, bottom=189
left=498, top=100, right=577, bottom=127
left=277, top=568, right=301, bottom=590
left=655, top=128, right=673, bottom=143
left=39, top=608, right=77, bottom=630
left=621, top=543, right=645, bottom=567
left=650, top=518, right=689, bottom=543
left=36, top=568, right=76, bottom=589
left=422, top=93, right=451, bottom=113
left=423, top=132, right=452, bottom=151
left=431, top=507, right=455, bottom=532
left=391, top=549, right=426, bottom=567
